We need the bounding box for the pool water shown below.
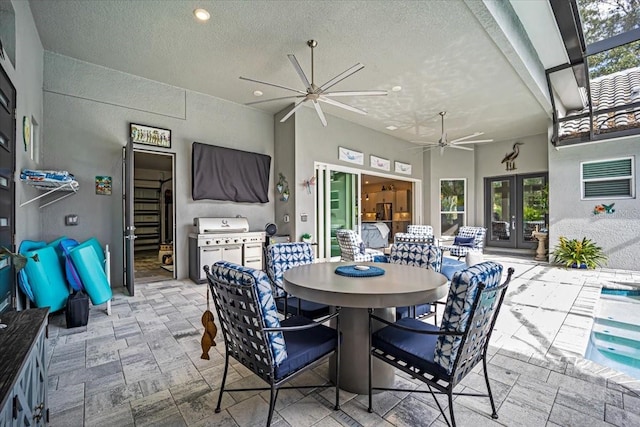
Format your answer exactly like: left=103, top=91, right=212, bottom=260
left=585, top=292, right=640, bottom=379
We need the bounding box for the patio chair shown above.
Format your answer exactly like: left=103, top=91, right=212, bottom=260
left=205, top=261, right=341, bottom=426
left=336, top=229, right=387, bottom=262
left=394, top=224, right=434, bottom=244
left=368, top=261, right=514, bottom=427
left=265, top=242, right=330, bottom=319
left=440, top=226, right=487, bottom=259
left=389, top=242, right=443, bottom=321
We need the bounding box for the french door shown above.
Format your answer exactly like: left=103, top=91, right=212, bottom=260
left=316, top=163, right=361, bottom=260
left=484, top=173, right=548, bottom=249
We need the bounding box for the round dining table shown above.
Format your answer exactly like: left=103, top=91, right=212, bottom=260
left=283, top=261, right=448, bottom=395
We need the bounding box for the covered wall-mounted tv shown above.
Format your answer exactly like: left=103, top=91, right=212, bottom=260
left=192, top=142, right=271, bottom=203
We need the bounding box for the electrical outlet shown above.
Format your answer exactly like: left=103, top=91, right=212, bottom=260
left=65, top=214, right=79, bottom=226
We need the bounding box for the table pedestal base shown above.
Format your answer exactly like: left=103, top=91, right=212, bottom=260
left=330, top=307, right=395, bottom=395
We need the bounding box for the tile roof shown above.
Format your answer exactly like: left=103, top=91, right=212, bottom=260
left=559, top=67, right=640, bottom=140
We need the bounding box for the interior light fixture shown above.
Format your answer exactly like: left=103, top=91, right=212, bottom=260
left=386, top=125, right=398, bottom=131
left=253, top=90, right=263, bottom=97
left=365, top=181, right=369, bottom=184
left=391, top=86, right=402, bottom=92
left=365, top=193, right=369, bottom=200
left=193, top=8, right=211, bottom=21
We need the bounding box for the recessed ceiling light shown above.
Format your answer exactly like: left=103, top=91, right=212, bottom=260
left=253, top=90, right=263, bottom=97
left=194, top=8, right=210, bottom=21
left=391, top=86, right=402, bottom=92
left=386, top=125, right=398, bottom=131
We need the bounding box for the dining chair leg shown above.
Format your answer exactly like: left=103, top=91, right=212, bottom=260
left=215, top=353, right=230, bottom=413
left=367, top=308, right=373, bottom=413
left=266, top=385, right=278, bottom=426
left=447, top=392, right=456, bottom=427
left=482, top=355, right=499, bottom=419
left=335, top=309, right=341, bottom=410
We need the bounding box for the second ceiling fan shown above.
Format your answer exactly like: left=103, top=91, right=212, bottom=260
left=240, top=40, right=387, bottom=127
left=411, top=112, right=493, bottom=155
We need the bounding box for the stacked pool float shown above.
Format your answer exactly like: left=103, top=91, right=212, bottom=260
left=18, top=237, right=111, bottom=313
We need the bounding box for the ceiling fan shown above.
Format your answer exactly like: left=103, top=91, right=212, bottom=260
left=240, top=40, right=387, bottom=127
left=410, top=111, right=493, bottom=155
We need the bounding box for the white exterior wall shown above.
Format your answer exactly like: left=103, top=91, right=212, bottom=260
left=549, top=136, right=640, bottom=270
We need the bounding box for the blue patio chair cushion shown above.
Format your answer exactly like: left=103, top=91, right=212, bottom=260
left=276, top=297, right=330, bottom=319
left=373, top=317, right=449, bottom=379
left=390, top=242, right=442, bottom=272
left=266, top=242, right=314, bottom=298
left=373, top=255, right=389, bottom=263
left=211, top=261, right=288, bottom=366
left=275, top=315, right=339, bottom=380
left=434, top=261, right=503, bottom=375
left=453, top=236, right=474, bottom=247
left=441, top=257, right=466, bottom=281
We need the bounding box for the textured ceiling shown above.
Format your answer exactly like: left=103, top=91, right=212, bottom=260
left=29, top=0, right=558, bottom=145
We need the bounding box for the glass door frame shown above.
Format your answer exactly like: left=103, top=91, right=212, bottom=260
left=315, top=162, right=423, bottom=261
left=316, top=163, right=362, bottom=261
left=484, top=172, right=548, bottom=249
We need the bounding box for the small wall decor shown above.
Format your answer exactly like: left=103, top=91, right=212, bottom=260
left=95, top=176, right=112, bottom=195
left=276, top=173, right=290, bottom=201
left=593, top=203, right=615, bottom=215
left=338, top=147, right=364, bottom=165
left=370, top=155, right=390, bottom=171
left=22, top=116, right=31, bottom=152
left=394, top=161, right=412, bottom=175
left=130, top=123, right=171, bottom=148
left=501, top=142, right=524, bottom=171
left=303, top=176, right=316, bottom=194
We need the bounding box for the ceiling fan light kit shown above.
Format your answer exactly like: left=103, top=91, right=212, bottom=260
left=240, top=40, right=387, bottom=127
left=409, top=111, right=494, bottom=154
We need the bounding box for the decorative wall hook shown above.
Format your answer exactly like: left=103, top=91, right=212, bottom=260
left=303, top=176, right=316, bottom=194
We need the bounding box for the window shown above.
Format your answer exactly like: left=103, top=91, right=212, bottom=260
left=581, top=157, right=634, bottom=199
left=440, top=179, right=466, bottom=236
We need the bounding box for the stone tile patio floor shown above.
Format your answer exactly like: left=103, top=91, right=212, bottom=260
left=46, top=255, right=640, bottom=426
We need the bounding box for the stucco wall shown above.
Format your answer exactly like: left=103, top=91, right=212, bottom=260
left=4, top=0, right=44, bottom=244
left=474, top=133, right=549, bottom=226
left=287, top=106, right=424, bottom=241
left=549, top=136, right=640, bottom=270
left=42, top=53, right=274, bottom=284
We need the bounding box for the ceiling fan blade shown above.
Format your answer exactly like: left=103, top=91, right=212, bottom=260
left=323, top=90, right=387, bottom=97
left=287, top=54, right=311, bottom=90
left=312, top=100, right=328, bottom=127
left=407, top=141, right=439, bottom=149
left=280, top=98, right=308, bottom=123
left=452, top=139, right=494, bottom=145
left=245, top=95, right=305, bottom=106
left=239, top=76, right=307, bottom=95
left=450, top=132, right=485, bottom=143
left=318, top=63, right=364, bottom=92
left=319, top=96, right=367, bottom=115
left=449, top=145, right=474, bottom=151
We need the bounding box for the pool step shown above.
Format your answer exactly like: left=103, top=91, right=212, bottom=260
left=590, top=334, right=640, bottom=364
left=593, top=319, right=640, bottom=348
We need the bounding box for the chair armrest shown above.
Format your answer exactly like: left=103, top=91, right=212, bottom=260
left=264, top=309, right=340, bottom=333
left=369, top=312, right=463, bottom=336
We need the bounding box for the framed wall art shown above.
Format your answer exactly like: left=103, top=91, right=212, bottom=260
left=130, top=123, right=171, bottom=148
left=395, top=161, right=412, bottom=175
left=338, top=147, right=364, bottom=165
left=370, top=155, right=390, bottom=171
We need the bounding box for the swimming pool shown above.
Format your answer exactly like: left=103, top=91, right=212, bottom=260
left=585, top=291, right=640, bottom=379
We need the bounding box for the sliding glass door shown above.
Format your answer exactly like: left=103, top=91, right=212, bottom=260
left=484, top=173, right=548, bottom=249
left=316, top=164, right=361, bottom=260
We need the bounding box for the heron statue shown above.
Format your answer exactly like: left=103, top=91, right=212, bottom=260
left=501, top=142, right=524, bottom=171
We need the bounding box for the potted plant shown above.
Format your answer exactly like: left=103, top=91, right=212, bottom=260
left=551, top=236, right=607, bottom=269
left=301, top=233, right=313, bottom=243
